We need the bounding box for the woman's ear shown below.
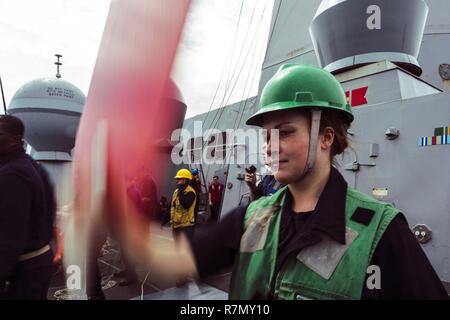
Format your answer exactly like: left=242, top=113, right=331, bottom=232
left=321, top=126, right=335, bottom=150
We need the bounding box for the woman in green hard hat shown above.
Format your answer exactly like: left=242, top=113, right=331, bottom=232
left=148, top=65, right=448, bottom=299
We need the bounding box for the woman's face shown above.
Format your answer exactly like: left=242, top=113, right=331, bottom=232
left=262, top=109, right=312, bottom=184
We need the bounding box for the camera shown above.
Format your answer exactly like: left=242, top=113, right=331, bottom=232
left=245, top=165, right=257, bottom=174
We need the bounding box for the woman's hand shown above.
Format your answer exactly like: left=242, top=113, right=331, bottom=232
left=146, top=232, right=198, bottom=282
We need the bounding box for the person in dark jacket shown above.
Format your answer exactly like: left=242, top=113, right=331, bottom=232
left=138, top=174, right=158, bottom=222
left=157, top=196, right=170, bottom=227
left=245, top=165, right=285, bottom=202
left=244, top=143, right=285, bottom=202
left=189, top=169, right=202, bottom=224
left=117, top=174, right=157, bottom=287
left=0, top=115, right=56, bottom=300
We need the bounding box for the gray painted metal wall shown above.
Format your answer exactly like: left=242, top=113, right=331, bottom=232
left=337, top=89, right=450, bottom=283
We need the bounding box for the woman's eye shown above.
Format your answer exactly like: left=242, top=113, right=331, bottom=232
left=279, top=130, right=293, bottom=137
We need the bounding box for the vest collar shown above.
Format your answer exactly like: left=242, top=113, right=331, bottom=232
left=313, top=167, right=348, bottom=244
left=281, top=166, right=347, bottom=245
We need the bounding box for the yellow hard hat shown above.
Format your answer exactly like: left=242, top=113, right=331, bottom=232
left=174, top=169, right=192, bottom=180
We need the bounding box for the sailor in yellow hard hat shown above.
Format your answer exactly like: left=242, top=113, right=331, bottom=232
left=170, top=169, right=197, bottom=245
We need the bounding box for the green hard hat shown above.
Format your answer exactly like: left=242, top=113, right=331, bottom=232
left=246, top=64, right=353, bottom=126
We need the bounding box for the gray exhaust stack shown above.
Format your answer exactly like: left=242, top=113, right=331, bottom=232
left=309, top=0, right=429, bottom=76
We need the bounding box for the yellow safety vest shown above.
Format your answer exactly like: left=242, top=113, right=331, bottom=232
left=170, top=184, right=196, bottom=229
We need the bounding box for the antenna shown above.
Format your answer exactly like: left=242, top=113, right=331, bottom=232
left=0, top=75, right=7, bottom=114
left=55, top=54, right=63, bottom=78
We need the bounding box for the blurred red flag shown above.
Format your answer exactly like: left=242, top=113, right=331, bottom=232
left=73, top=0, right=190, bottom=235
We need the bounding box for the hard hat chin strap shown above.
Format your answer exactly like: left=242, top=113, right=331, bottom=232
left=300, top=109, right=322, bottom=180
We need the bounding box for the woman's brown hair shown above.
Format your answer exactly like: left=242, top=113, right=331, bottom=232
left=319, top=109, right=351, bottom=162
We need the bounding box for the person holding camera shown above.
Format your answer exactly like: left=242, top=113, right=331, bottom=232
left=245, top=164, right=284, bottom=202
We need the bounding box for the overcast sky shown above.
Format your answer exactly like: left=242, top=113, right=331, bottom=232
left=0, top=0, right=274, bottom=118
